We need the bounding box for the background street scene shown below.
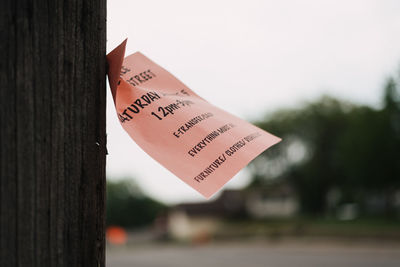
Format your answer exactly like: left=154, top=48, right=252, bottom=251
left=105, top=1, right=400, bottom=266
left=107, top=240, right=400, bottom=267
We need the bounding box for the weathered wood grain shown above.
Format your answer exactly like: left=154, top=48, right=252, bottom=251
left=0, top=0, right=107, bottom=266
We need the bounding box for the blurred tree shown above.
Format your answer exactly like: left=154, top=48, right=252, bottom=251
left=251, top=97, right=351, bottom=214
left=106, top=179, right=167, bottom=228
left=337, top=78, right=400, bottom=216
left=250, top=72, right=400, bottom=217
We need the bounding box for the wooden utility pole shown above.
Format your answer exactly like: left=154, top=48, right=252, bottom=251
left=0, top=0, right=107, bottom=266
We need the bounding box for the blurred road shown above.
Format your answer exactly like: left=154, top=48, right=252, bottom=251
left=106, top=240, right=400, bottom=267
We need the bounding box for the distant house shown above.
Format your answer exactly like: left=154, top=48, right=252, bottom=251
left=245, top=182, right=298, bottom=219
left=168, top=190, right=245, bottom=241
left=168, top=182, right=298, bottom=241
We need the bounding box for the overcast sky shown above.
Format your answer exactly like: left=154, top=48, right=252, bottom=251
left=106, top=0, right=400, bottom=204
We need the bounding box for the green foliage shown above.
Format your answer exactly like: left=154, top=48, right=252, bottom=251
left=106, top=178, right=167, bottom=229
left=251, top=75, right=400, bottom=217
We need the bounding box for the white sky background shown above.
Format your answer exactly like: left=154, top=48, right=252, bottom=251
left=106, top=0, right=400, bottom=204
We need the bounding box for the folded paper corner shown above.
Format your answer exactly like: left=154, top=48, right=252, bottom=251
left=106, top=39, right=128, bottom=102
